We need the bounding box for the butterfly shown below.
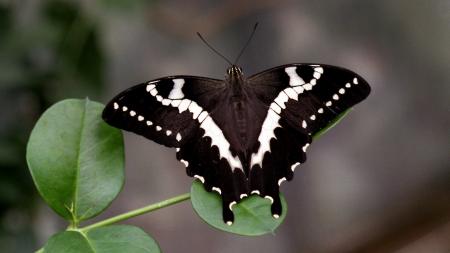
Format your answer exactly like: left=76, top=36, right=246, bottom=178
left=102, top=26, right=371, bottom=225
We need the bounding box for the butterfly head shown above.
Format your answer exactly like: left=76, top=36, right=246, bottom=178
left=226, top=65, right=243, bottom=78
left=226, top=65, right=245, bottom=96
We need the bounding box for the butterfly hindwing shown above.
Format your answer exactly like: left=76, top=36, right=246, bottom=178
left=248, top=116, right=310, bottom=217
left=176, top=130, right=248, bottom=224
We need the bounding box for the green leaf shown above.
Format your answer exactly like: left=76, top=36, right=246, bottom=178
left=26, top=98, right=124, bottom=223
left=313, top=109, right=351, bottom=140
left=190, top=181, right=287, bottom=236
left=43, top=225, right=160, bottom=253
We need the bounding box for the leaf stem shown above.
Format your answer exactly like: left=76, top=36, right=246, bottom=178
left=34, top=193, right=190, bottom=253
left=80, top=193, right=190, bottom=232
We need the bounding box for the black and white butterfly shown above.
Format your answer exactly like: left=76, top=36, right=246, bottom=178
left=102, top=28, right=371, bottom=225
left=102, top=63, right=370, bottom=224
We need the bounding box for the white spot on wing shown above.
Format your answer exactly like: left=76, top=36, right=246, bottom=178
left=310, top=115, right=316, bottom=120
left=264, top=196, right=274, bottom=204
left=113, top=102, right=119, bottom=109
left=303, top=83, right=312, bottom=90
left=168, top=79, right=185, bottom=99
left=302, top=120, right=307, bottom=129
left=162, top=99, right=171, bottom=106
left=313, top=72, right=321, bottom=79
left=138, top=115, right=144, bottom=121
left=339, top=88, right=345, bottom=94
left=194, top=175, right=205, bottom=183
left=318, top=108, right=324, bottom=114
left=166, top=130, right=172, bottom=136
left=122, top=106, right=128, bottom=112
left=176, top=133, right=182, bottom=141
left=240, top=194, right=247, bottom=199
left=130, top=110, right=136, bottom=116
left=251, top=190, right=260, bottom=195
left=146, top=120, right=152, bottom=126
left=226, top=221, right=233, bottom=226
left=212, top=187, right=221, bottom=194
left=278, top=177, right=286, bottom=186
left=146, top=84, right=155, bottom=92
left=302, top=143, right=310, bottom=152
left=353, top=77, right=358, bottom=84
left=273, top=214, right=280, bottom=219
left=333, top=94, right=339, bottom=100
left=156, top=126, right=162, bottom=131
left=171, top=100, right=182, bottom=107
left=285, top=66, right=305, bottom=86
left=150, top=89, right=158, bottom=96
left=326, top=101, right=332, bottom=107
left=345, top=83, right=351, bottom=88
left=314, top=67, right=323, bottom=73
left=274, top=92, right=289, bottom=109
left=198, top=111, right=208, bottom=122
left=270, top=103, right=281, bottom=114
left=293, top=86, right=304, bottom=94
left=180, top=159, right=189, bottom=167
left=178, top=99, right=191, bottom=113
left=229, top=201, right=236, bottom=210
left=284, top=87, right=298, bottom=100
left=188, top=102, right=202, bottom=119
left=291, top=162, right=300, bottom=172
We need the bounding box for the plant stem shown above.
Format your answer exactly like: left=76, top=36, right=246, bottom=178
left=80, top=192, right=190, bottom=232
left=34, top=193, right=190, bottom=253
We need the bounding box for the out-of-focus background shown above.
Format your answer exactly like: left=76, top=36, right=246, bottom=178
left=1, top=0, right=449, bottom=252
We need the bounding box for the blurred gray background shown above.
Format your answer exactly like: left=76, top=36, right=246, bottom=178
left=1, top=0, right=449, bottom=252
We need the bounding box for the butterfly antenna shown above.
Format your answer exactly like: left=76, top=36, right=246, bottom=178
left=197, top=32, right=233, bottom=66
left=234, top=22, right=258, bottom=65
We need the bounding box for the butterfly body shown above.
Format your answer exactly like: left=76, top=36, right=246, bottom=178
left=102, top=63, right=371, bottom=225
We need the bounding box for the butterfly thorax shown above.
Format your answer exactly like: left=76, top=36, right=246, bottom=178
left=225, top=65, right=253, bottom=152
left=226, top=65, right=245, bottom=97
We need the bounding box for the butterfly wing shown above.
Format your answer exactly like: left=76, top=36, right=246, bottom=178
left=103, top=76, right=247, bottom=224
left=102, top=76, right=225, bottom=148
left=247, top=64, right=371, bottom=217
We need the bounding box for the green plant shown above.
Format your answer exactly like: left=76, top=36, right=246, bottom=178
left=27, top=98, right=350, bottom=252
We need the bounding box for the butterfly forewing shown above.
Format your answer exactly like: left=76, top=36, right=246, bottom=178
left=102, top=76, right=224, bottom=147
left=248, top=64, right=370, bottom=135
